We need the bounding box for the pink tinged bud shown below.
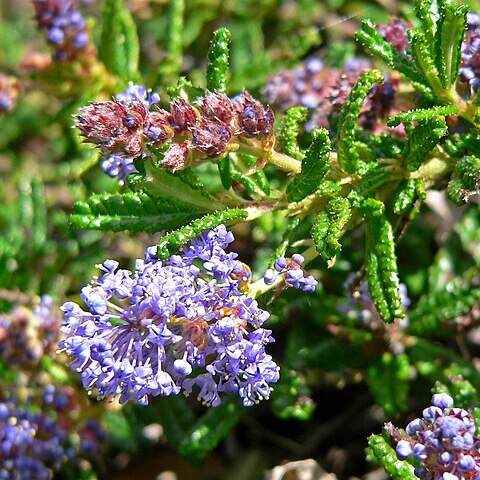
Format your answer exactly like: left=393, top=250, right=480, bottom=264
left=162, top=143, right=190, bottom=172
left=170, top=99, right=197, bottom=133
left=145, top=110, right=173, bottom=146
left=191, top=120, right=231, bottom=156
left=236, top=92, right=275, bottom=138
left=197, top=91, right=236, bottom=125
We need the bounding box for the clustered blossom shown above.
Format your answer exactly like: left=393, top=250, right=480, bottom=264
left=263, top=57, right=400, bottom=134
left=0, top=295, right=60, bottom=368
left=58, top=225, right=281, bottom=407
left=0, top=74, right=21, bottom=113
left=263, top=254, right=318, bottom=293
left=460, top=12, right=480, bottom=92
left=394, top=394, right=480, bottom=479
left=0, top=386, right=106, bottom=479
left=76, top=87, right=274, bottom=181
left=0, top=397, right=72, bottom=479
left=33, top=0, right=90, bottom=62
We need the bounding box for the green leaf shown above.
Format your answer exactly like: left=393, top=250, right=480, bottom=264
left=217, top=158, right=233, bottom=190
left=367, top=352, right=410, bottom=417
left=278, top=107, right=308, bottom=160
left=392, top=179, right=426, bottom=214
left=286, top=128, right=331, bottom=202
left=206, top=28, right=231, bottom=93
left=402, top=117, right=447, bottom=171
left=387, top=106, right=458, bottom=127
left=157, top=208, right=248, bottom=258
left=268, top=217, right=301, bottom=268
left=355, top=21, right=428, bottom=90
left=337, top=70, right=383, bottom=173
left=70, top=192, right=205, bottom=233
left=158, top=0, right=185, bottom=84
left=99, top=0, right=139, bottom=79
left=178, top=398, right=245, bottom=461
left=368, top=434, right=416, bottom=480
left=361, top=199, right=404, bottom=323
left=447, top=155, right=480, bottom=205
left=434, top=1, right=468, bottom=88
left=312, top=197, right=351, bottom=263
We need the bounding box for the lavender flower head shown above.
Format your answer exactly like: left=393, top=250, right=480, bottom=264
left=460, top=12, right=480, bottom=93
left=59, top=225, right=279, bottom=407
left=0, top=398, right=72, bottom=479
left=264, top=254, right=318, bottom=293
left=395, top=393, right=480, bottom=479
left=33, top=0, right=90, bottom=62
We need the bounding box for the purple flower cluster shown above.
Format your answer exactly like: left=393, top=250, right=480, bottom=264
left=76, top=88, right=274, bottom=181
left=0, top=74, right=21, bottom=113
left=59, top=225, right=279, bottom=407
left=263, top=56, right=399, bottom=134
left=460, top=12, right=480, bottom=92
left=263, top=254, right=318, bottom=293
left=33, top=0, right=90, bottom=62
left=0, top=295, right=60, bottom=368
left=0, top=397, right=72, bottom=479
left=395, top=394, right=480, bottom=479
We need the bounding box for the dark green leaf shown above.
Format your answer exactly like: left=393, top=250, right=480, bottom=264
left=337, top=70, right=383, bottom=173
left=206, top=28, right=231, bottom=93
left=70, top=192, right=205, bottom=233
left=157, top=208, right=248, bottom=258
left=362, top=199, right=404, bottom=323
left=286, top=128, right=331, bottom=202
left=312, top=197, right=351, bottom=263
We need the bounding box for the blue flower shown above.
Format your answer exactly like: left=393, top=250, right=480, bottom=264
left=395, top=394, right=480, bottom=479
left=59, top=226, right=279, bottom=407
left=33, top=0, right=90, bottom=62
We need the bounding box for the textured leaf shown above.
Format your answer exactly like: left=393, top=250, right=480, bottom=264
left=268, top=217, right=301, bottom=268
left=99, top=0, right=139, bottom=78
left=392, top=179, right=426, bottom=214
left=387, top=106, right=458, bottom=127
left=70, top=192, right=204, bottom=233
left=178, top=398, right=244, bottom=460
left=157, top=208, right=248, bottom=258
left=337, top=70, right=383, bottom=173
left=312, top=197, right=351, bottom=262
left=367, top=352, right=410, bottom=417
left=355, top=21, right=428, bottom=89
left=402, top=117, right=447, bottom=171
left=286, top=128, right=331, bottom=202
left=206, top=28, right=231, bottom=93
left=362, top=199, right=404, bottom=323
left=368, top=434, right=416, bottom=480
left=447, top=156, right=480, bottom=205
left=278, top=107, right=309, bottom=160
left=434, top=1, right=468, bottom=87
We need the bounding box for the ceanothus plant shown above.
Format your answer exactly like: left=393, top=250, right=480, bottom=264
left=1, top=0, right=480, bottom=476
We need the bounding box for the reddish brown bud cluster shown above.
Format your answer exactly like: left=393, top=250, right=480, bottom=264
left=75, top=90, right=275, bottom=175
left=376, top=18, right=412, bottom=55
left=264, top=56, right=405, bottom=137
